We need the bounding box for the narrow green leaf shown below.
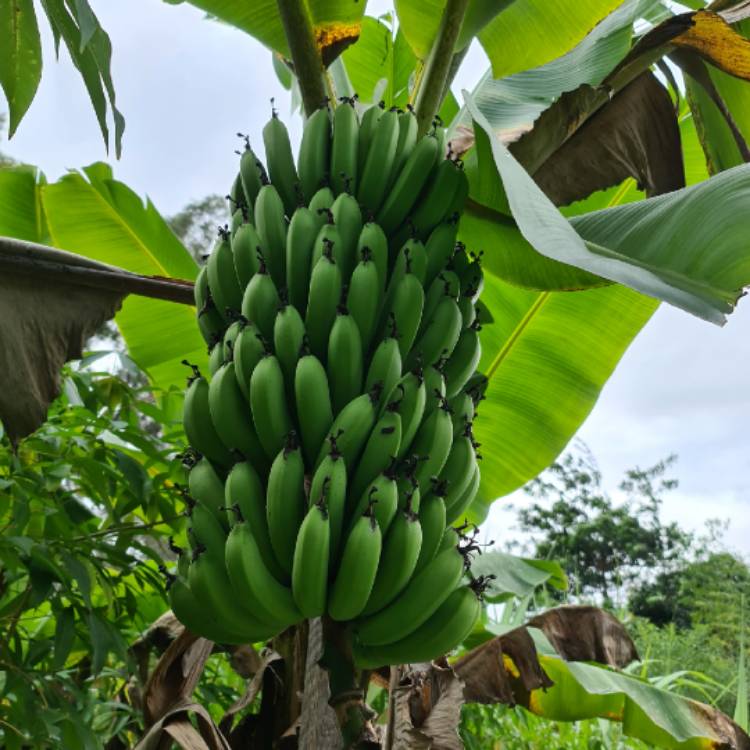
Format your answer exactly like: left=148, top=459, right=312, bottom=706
left=87, top=610, right=110, bottom=675
left=0, top=0, right=43, bottom=136
left=71, top=0, right=97, bottom=51
left=52, top=607, right=76, bottom=669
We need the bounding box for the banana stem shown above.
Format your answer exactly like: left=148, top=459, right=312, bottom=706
left=276, top=0, right=328, bottom=117
left=413, top=0, right=470, bottom=136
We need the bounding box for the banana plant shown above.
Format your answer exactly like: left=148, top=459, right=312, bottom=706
left=2, top=0, right=750, bottom=748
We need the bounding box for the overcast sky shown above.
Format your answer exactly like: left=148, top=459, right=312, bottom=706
left=3, top=0, right=748, bottom=555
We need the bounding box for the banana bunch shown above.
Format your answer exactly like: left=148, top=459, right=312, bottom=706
left=169, top=98, right=491, bottom=668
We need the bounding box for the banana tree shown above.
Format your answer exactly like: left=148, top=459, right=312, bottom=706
left=2, top=0, right=750, bottom=748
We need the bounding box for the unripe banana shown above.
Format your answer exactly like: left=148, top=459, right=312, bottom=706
left=424, top=221, right=459, bottom=288
left=208, top=340, right=225, bottom=376
left=310, top=210, right=343, bottom=269
left=347, top=247, right=380, bottom=354
left=377, top=133, right=439, bottom=235
left=309, top=443, right=347, bottom=562
left=305, top=244, right=342, bottom=362
left=194, top=266, right=226, bottom=346
left=224, top=521, right=302, bottom=625
left=254, top=184, right=288, bottom=290
left=237, top=134, right=264, bottom=207
left=387, top=270, right=424, bottom=360
left=410, top=398, right=454, bottom=493
left=406, top=294, right=462, bottom=370
left=188, top=456, right=226, bottom=525
left=446, top=462, right=480, bottom=526
left=222, top=319, right=244, bottom=364
left=315, top=387, right=380, bottom=470
left=309, top=186, right=335, bottom=229
left=328, top=507, right=382, bottom=621
left=449, top=391, right=475, bottom=438
left=444, top=325, right=481, bottom=399
left=357, top=222, right=388, bottom=297
left=327, top=307, right=363, bottom=416
left=458, top=293, right=477, bottom=328
left=410, top=157, right=463, bottom=237
left=361, top=500, right=422, bottom=616
left=356, top=103, right=384, bottom=184
left=298, top=105, right=331, bottom=203
left=365, top=335, right=402, bottom=410
left=422, top=364, right=446, bottom=419
left=349, top=402, right=402, bottom=504
left=438, top=430, right=476, bottom=512
left=295, top=351, right=334, bottom=469
left=241, top=256, right=281, bottom=342
left=413, top=492, right=446, bottom=574
left=330, top=192, right=362, bottom=283
left=389, top=238, right=427, bottom=287
left=354, top=545, right=466, bottom=646
left=250, top=354, right=292, bottom=460
left=357, top=108, right=400, bottom=214
left=207, top=229, right=244, bottom=321
left=263, top=106, right=300, bottom=216
left=292, top=498, right=330, bottom=618
left=391, top=370, right=426, bottom=460
left=230, top=207, right=247, bottom=237
left=233, top=322, right=265, bottom=401
left=438, top=526, right=460, bottom=554
left=286, top=207, right=318, bottom=314
left=460, top=254, right=484, bottom=301
left=388, top=108, right=418, bottom=187
left=208, top=362, right=267, bottom=468
left=266, top=433, right=306, bottom=576
left=187, top=502, right=227, bottom=561
left=447, top=162, right=470, bottom=218
left=232, top=220, right=263, bottom=288
left=353, top=585, right=481, bottom=668
left=182, top=368, right=233, bottom=468
left=225, top=461, right=288, bottom=583
left=274, top=303, right=306, bottom=398
left=230, top=173, right=247, bottom=214
left=330, top=97, right=359, bottom=196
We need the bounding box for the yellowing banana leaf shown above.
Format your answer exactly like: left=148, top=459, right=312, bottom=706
left=39, top=165, right=205, bottom=390
left=467, top=95, right=750, bottom=324
left=469, top=271, right=656, bottom=520
left=167, top=0, right=365, bottom=65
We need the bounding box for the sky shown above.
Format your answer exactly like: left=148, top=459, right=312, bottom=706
left=3, top=0, right=748, bottom=555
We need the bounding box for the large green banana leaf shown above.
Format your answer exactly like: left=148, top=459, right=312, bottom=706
left=164, top=0, right=365, bottom=64
left=467, top=97, right=750, bottom=324
left=0, top=163, right=205, bottom=390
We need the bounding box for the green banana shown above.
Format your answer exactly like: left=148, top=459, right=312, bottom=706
left=310, top=210, right=343, bottom=269
left=356, top=103, right=384, bottom=186
left=392, top=370, right=427, bottom=460
left=354, top=545, right=466, bottom=646
left=298, top=105, right=331, bottom=203
left=237, top=134, right=264, bottom=207
left=224, top=521, right=302, bottom=625
left=327, top=307, right=363, bottom=416
left=241, top=255, right=281, bottom=342
left=308, top=186, right=335, bottom=229
left=446, top=463, right=480, bottom=526
left=230, top=207, right=247, bottom=237
left=266, top=433, right=307, bottom=576
left=447, top=161, right=470, bottom=218
left=387, top=269, right=424, bottom=360
left=250, top=353, right=292, bottom=460
left=232, top=220, right=263, bottom=288
left=406, top=294, right=462, bottom=370
left=410, top=157, right=463, bottom=237
left=365, top=334, right=402, bottom=409
left=410, top=397, right=454, bottom=493
left=254, top=184, right=288, bottom=290
left=377, top=133, right=438, bottom=235
left=418, top=271, right=459, bottom=341
left=347, top=247, right=380, bottom=354
left=438, top=430, right=476, bottom=512
left=207, top=229, right=244, bottom=321
left=458, top=293, right=476, bottom=329
left=350, top=465, right=399, bottom=535
left=357, top=222, right=388, bottom=297
left=182, top=366, right=233, bottom=468
left=187, top=456, right=226, bottom=525
left=424, top=221, right=459, bottom=288
left=315, top=386, right=380, bottom=471
left=330, top=192, right=362, bottom=283
left=444, top=325, right=481, bottom=399
left=349, top=402, right=402, bottom=504
left=389, top=238, right=427, bottom=287
left=233, top=322, right=265, bottom=401
left=208, top=340, right=225, bottom=375
left=229, top=173, right=247, bottom=214
left=194, top=265, right=226, bottom=346
left=262, top=105, right=300, bottom=216
left=188, top=551, right=276, bottom=641
left=225, top=461, right=288, bottom=583
left=309, top=442, right=347, bottom=562
left=295, top=351, right=334, bottom=469
left=330, top=97, right=359, bottom=196
left=422, top=364, right=446, bottom=419
left=222, top=319, right=244, bottom=363
left=286, top=206, right=318, bottom=314
left=168, top=577, right=248, bottom=644
left=438, top=526, right=460, bottom=554
left=187, top=501, right=227, bottom=561
left=305, top=242, right=342, bottom=362
left=353, top=585, right=481, bottom=668
left=292, top=498, right=330, bottom=618
left=328, top=507, right=382, bottom=621
left=361, top=499, right=422, bottom=616
left=413, top=492, right=446, bottom=574
left=460, top=253, right=484, bottom=301
left=388, top=108, right=418, bottom=187
left=274, top=302, right=306, bottom=398
left=357, top=108, right=400, bottom=214
left=449, top=391, right=475, bottom=439
left=208, top=362, right=267, bottom=468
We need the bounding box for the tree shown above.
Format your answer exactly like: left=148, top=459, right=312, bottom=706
left=517, top=447, right=692, bottom=604
left=166, top=194, right=228, bottom=262
left=2, top=1, right=750, bottom=748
